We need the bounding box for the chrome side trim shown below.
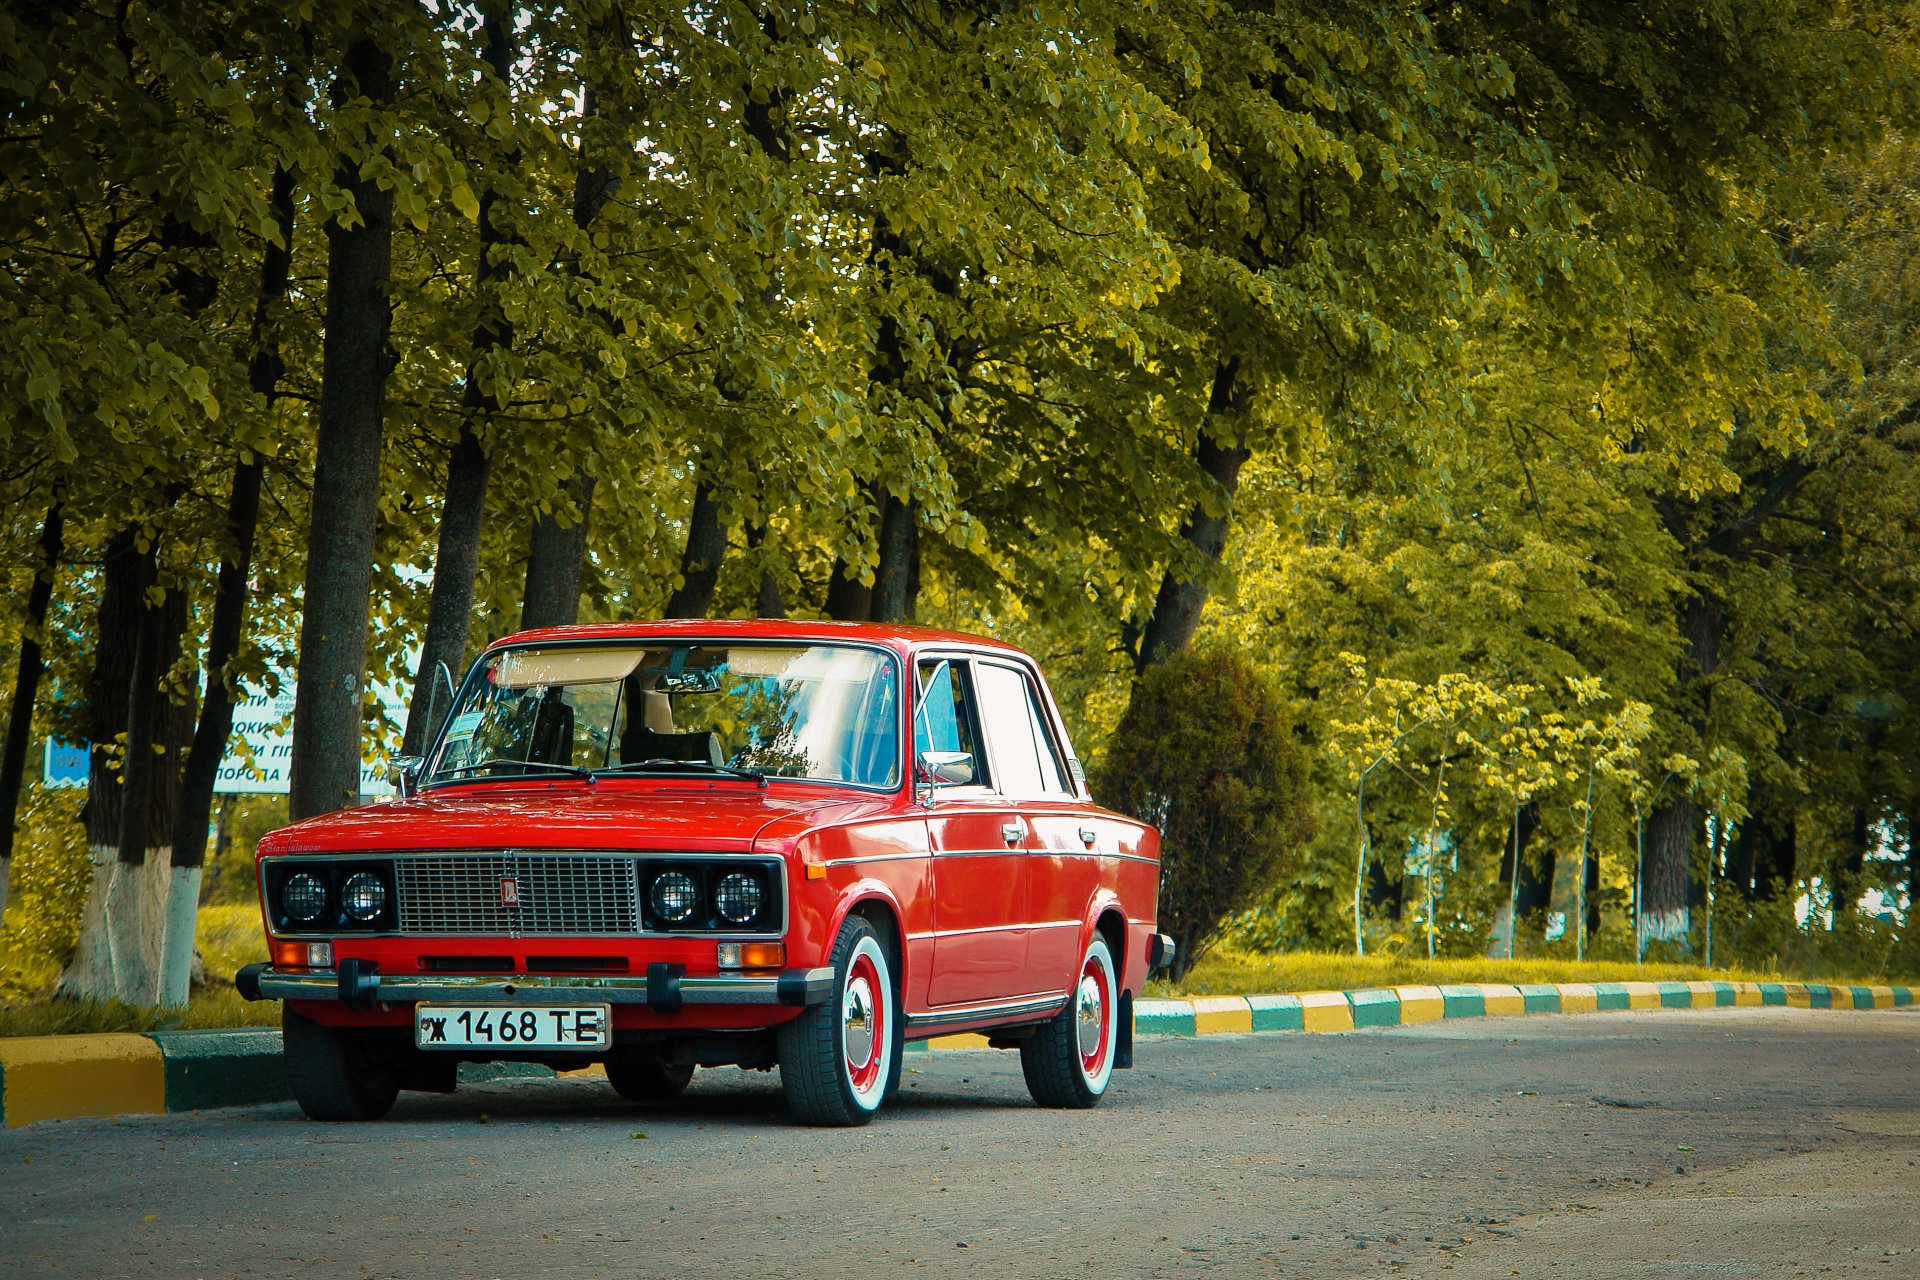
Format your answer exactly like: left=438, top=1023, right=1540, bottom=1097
left=905, top=991, right=1068, bottom=1029
left=252, top=966, right=831, bottom=1006
left=818, top=853, right=932, bottom=868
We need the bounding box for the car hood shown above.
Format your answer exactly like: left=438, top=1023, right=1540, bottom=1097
left=259, top=783, right=895, bottom=856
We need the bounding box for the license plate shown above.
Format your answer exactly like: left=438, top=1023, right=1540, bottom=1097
left=414, top=1004, right=611, bottom=1051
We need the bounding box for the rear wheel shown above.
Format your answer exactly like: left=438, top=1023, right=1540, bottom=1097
left=606, top=1060, right=695, bottom=1102
left=283, top=1007, right=400, bottom=1122
left=1021, top=934, right=1118, bottom=1108
left=778, top=916, right=896, bottom=1126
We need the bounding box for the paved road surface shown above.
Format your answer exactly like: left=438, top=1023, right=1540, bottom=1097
left=4, top=1007, right=1917, bottom=1279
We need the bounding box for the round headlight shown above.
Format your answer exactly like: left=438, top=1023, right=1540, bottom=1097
left=341, top=871, right=388, bottom=922
left=282, top=872, right=327, bottom=925
left=714, top=872, right=763, bottom=925
left=649, top=870, right=699, bottom=924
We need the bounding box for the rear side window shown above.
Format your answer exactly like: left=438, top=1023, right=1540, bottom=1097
left=973, top=663, right=1073, bottom=799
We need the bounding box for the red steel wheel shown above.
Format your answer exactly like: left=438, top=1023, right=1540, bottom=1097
left=1021, top=933, right=1118, bottom=1108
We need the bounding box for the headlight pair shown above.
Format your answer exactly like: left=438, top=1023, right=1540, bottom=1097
left=267, top=862, right=395, bottom=933
left=641, top=863, right=772, bottom=931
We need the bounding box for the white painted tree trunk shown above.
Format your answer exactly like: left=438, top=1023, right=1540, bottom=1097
left=56, top=845, right=120, bottom=1000
left=156, top=864, right=203, bottom=1009
left=1485, top=903, right=1516, bottom=958
left=1639, top=906, right=1691, bottom=954
left=105, top=850, right=174, bottom=1006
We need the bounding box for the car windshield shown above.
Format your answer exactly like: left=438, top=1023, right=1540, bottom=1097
left=426, top=642, right=902, bottom=790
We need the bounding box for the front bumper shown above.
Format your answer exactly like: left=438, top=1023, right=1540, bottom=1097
left=236, top=961, right=834, bottom=1012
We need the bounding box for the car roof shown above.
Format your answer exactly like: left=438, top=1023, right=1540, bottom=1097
left=489, top=617, right=1035, bottom=662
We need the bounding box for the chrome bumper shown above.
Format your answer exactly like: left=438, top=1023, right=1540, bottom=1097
left=236, top=962, right=834, bottom=1010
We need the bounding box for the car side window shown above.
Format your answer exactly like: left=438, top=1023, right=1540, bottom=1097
left=974, top=662, right=1073, bottom=799
left=1025, top=681, right=1072, bottom=796
left=916, top=659, right=987, bottom=786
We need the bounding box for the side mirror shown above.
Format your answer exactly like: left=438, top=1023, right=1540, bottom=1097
left=391, top=754, right=424, bottom=799
left=916, top=750, right=974, bottom=787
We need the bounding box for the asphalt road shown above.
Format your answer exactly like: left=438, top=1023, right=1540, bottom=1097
left=4, top=1007, right=1918, bottom=1280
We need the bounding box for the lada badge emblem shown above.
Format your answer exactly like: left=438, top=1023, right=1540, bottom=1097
left=500, top=876, right=520, bottom=908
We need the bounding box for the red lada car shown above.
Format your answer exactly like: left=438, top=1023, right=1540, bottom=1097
left=239, top=620, right=1171, bottom=1126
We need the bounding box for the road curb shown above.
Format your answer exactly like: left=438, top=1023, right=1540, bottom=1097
left=3, top=981, right=1913, bottom=1128
left=1129, top=979, right=1914, bottom=1042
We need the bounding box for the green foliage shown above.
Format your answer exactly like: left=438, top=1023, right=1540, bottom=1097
left=1093, top=645, right=1314, bottom=979
left=1, top=789, right=90, bottom=975
left=4, top=0, right=1920, bottom=1023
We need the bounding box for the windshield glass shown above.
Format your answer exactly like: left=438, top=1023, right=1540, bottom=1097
left=426, top=642, right=902, bottom=789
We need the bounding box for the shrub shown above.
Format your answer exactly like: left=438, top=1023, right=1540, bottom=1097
left=1093, top=643, right=1315, bottom=980
left=2, top=787, right=90, bottom=969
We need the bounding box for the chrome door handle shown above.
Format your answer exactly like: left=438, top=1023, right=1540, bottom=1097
left=1078, top=825, right=1098, bottom=846
left=1001, top=822, right=1023, bottom=845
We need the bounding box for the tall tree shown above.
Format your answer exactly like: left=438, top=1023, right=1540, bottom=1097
left=288, top=30, right=396, bottom=820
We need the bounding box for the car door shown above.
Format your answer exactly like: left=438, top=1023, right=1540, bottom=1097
left=971, top=659, right=1090, bottom=991
left=918, top=657, right=1033, bottom=1009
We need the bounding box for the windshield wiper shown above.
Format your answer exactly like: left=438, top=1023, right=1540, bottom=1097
left=594, top=758, right=768, bottom=788
left=431, top=757, right=597, bottom=787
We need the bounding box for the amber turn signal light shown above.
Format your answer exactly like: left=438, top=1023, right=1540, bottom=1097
left=271, top=939, right=334, bottom=969
left=716, top=942, right=785, bottom=969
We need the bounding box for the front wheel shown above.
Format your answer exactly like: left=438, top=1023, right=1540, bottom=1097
left=1021, top=934, right=1118, bottom=1108
left=283, top=1007, right=400, bottom=1122
left=778, top=916, right=896, bottom=1126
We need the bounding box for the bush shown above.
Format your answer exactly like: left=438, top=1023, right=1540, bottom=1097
left=1093, top=643, right=1315, bottom=980
left=2, top=787, right=90, bottom=969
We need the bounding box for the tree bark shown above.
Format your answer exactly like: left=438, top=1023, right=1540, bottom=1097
left=745, top=521, right=785, bottom=619
left=1752, top=815, right=1797, bottom=901
left=823, top=559, right=873, bottom=621
left=664, top=478, right=726, bottom=618
left=289, top=36, right=394, bottom=821
left=163, top=465, right=265, bottom=874
left=1134, top=359, right=1252, bottom=673
left=519, top=475, right=595, bottom=630
left=871, top=494, right=918, bottom=623
left=1642, top=796, right=1696, bottom=947
left=172, top=160, right=293, bottom=871
left=403, top=5, right=517, bottom=757
left=58, top=532, right=145, bottom=999
left=0, top=499, right=63, bottom=914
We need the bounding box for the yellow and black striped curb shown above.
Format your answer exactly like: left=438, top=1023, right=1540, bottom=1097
left=1129, top=979, right=1915, bottom=1036
left=2, top=981, right=1910, bottom=1127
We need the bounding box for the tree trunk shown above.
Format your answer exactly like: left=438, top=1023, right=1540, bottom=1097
left=823, top=560, right=873, bottom=621
left=1753, top=814, right=1796, bottom=901
left=871, top=494, right=918, bottom=623
left=59, top=531, right=144, bottom=999
left=745, top=522, right=785, bottom=619
left=403, top=6, right=517, bottom=757
left=1134, top=359, right=1252, bottom=672
left=0, top=499, right=63, bottom=915
left=1584, top=847, right=1601, bottom=942
left=664, top=478, right=726, bottom=618
left=289, top=36, right=394, bottom=822
left=519, top=475, right=595, bottom=630
left=107, top=580, right=188, bottom=1006
left=1641, top=796, right=1696, bottom=948
left=1486, top=803, right=1546, bottom=957
left=161, top=162, right=295, bottom=1005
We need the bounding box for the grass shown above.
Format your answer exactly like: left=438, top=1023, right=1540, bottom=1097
left=1148, top=947, right=1905, bottom=999
left=3, top=913, right=1911, bottom=1036
left=0, top=904, right=276, bottom=1038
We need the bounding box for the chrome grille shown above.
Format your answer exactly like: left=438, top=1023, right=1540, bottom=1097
left=395, top=853, right=641, bottom=936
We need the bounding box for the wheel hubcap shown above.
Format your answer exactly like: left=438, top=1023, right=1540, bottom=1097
left=844, top=975, right=875, bottom=1070
left=1076, top=972, right=1104, bottom=1058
